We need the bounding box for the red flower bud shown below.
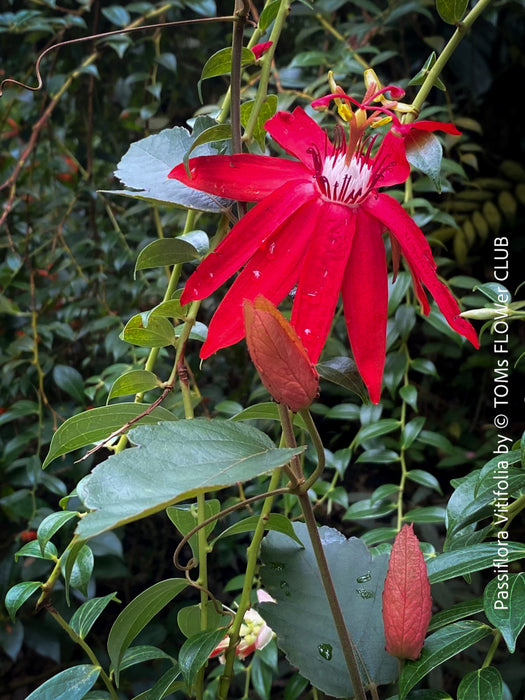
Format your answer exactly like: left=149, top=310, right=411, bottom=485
left=382, top=524, right=432, bottom=660
left=20, top=529, right=38, bottom=543
left=243, top=295, right=319, bottom=413
left=251, top=41, right=273, bottom=60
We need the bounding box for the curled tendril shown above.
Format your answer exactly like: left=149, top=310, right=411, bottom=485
left=0, top=16, right=242, bottom=97
left=171, top=486, right=292, bottom=572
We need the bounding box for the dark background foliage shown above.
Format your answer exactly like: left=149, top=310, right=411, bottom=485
left=1, top=0, right=524, bottom=697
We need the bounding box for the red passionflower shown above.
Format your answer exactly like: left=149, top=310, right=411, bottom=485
left=169, top=96, right=478, bottom=403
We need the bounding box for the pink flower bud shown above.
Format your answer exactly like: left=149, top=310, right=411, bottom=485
left=251, top=41, right=273, bottom=60
left=382, top=524, right=432, bottom=660
left=243, top=295, right=319, bottom=413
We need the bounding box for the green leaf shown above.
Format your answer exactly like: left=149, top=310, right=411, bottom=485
left=457, top=666, right=503, bottom=700
left=43, top=403, right=177, bottom=468
left=484, top=573, right=525, bottom=653
left=37, top=511, right=79, bottom=554
left=231, top=402, right=307, bottom=429
left=156, top=52, right=177, bottom=73
left=179, top=629, right=227, bottom=691
left=408, top=52, right=446, bottom=91
left=258, top=0, right=280, bottom=30
left=53, top=365, right=86, bottom=404
left=355, top=419, right=400, bottom=444
left=212, top=513, right=303, bottom=546
left=260, top=523, right=397, bottom=697
left=345, top=497, right=397, bottom=520
left=107, top=370, right=160, bottom=401
left=446, top=465, right=525, bottom=543
left=108, top=578, right=188, bottom=685
left=120, top=644, right=173, bottom=671
left=183, top=124, right=232, bottom=166
left=101, top=5, right=130, bottom=26
left=76, top=420, right=304, bottom=539
left=316, top=357, right=367, bottom=399
left=403, top=506, right=446, bottom=523
left=136, top=665, right=182, bottom=700
left=399, top=621, right=491, bottom=699
left=5, top=581, right=42, bottom=622
left=106, top=123, right=228, bottom=212
left=200, top=46, right=255, bottom=81
left=15, top=540, right=57, bottom=561
left=69, top=593, right=119, bottom=639
left=405, top=469, right=442, bottom=494
left=427, top=542, right=525, bottom=583
left=25, top=665, right=100, bottom=700
left=355, top=448, right=399, bottom=464
left=427, top=597, right=484, bottom=632
left=402, top=418, right=426, bottom=450
left=135, top=238, right=201, bottom=272
left=121, top=314, right=175, bottom=347
left=177, top=602, right=229, bottom=638
left=61, top=543, right=94, bottom=598
left=240, top=95, right=278, bottom=150
left=436, top=0, right=469, bottom=24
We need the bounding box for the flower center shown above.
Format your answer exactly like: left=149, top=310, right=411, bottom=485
left=319, top=153, right=373, bottom=205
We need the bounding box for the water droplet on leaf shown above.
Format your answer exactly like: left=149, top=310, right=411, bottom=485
left=355, top=588, right=375, bottom=599
left=356, top=570, right=371, bottom=583
left=317, top=643, right=333, bottom=660
left=270, top=561, right=285, bottom=571
left=279, top=580, right=291, bottom=596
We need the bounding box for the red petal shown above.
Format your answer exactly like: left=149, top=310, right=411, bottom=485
left=394, top=120, right=461, bottom=137
left=199, top=198, right=321, bottom=358
left=372, top=130, right=410, bottom=188
left=389, top=233, right=401, bottom=281
left=291, top=203, right=356, bottom=363
left=243, top=296, right=319, bottom=412
left=168, top=154, right=310, bottom=202
left=342, top=213, right=388, bottom=404
left=264, top=107, right=333, bottom=167
left=382, top=524, right=432, bottom=660
left=364, top=193, right=479, bottom=348
left=180, top=180, right=317, bottom=305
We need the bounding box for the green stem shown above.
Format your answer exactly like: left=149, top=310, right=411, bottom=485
left=297, top=490, right=367, bottom=700
left=410, top=0, right=494, bottom=117
left=242, top=0, right=292, bottom=143
left=299, top=408, right=326, bottom=492
left=482, top=629, right=502, bottom=668
left=279, top=408, right=367, bottom=700
left=49, top=608, right=119, bottom=700
left=395, top=343, right=411, bottom=530
left=230, top=0, right=249, bottom=155
left=217, top=468, right=284, bottom=700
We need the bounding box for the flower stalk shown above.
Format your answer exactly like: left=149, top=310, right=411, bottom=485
left=278, top=406, right=368, bottom=700
left=217, top=468, right=284, bottom=700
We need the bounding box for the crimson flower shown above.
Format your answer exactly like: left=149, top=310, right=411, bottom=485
left=169, top=100, right=478, bottom=403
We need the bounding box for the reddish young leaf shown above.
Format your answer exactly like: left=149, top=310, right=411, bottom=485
left=382, top=523, right=432, bottom=660
left=243, top=295, right=319, bottom=413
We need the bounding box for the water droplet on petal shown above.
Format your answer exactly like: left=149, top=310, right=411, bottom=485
left=317, top=643, right=333, bottom=660
left=253, top=270, right=261, bottom=278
